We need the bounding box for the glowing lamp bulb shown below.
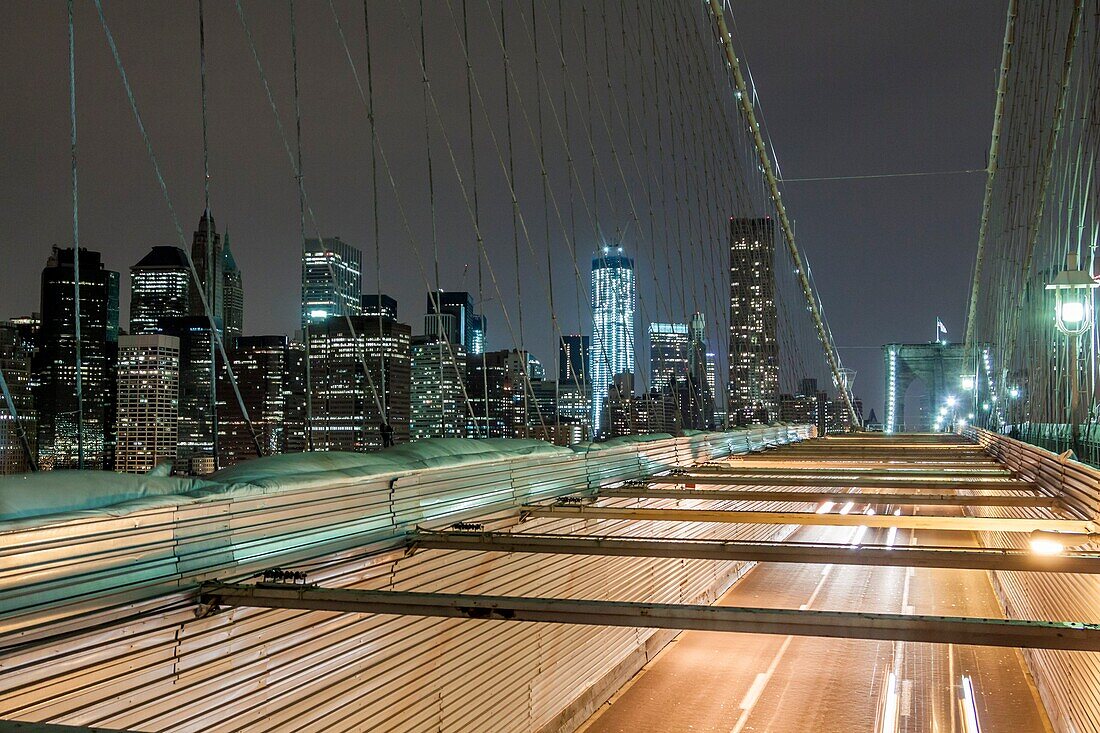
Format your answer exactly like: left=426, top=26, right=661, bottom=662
left=1060, top=300, right=1086, bottom=325
left=961, top=376, right=975, bottom=390
left=1029, top=538, right=1065, bottom=556
left=946, top=396, right=958, bottom=408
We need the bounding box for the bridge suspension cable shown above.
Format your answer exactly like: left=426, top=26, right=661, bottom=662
left=704, top=0, right=859, bottom=426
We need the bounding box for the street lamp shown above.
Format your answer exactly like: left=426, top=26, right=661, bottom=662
left=1046, top=252, right=1099, bottom=336
left=1028, top=529, right=1100, bottom=555
left=1046, top=252, right=1098, bottom=455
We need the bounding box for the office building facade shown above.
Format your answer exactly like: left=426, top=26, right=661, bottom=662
left=115, top=335, right=180, bottom=474
left=0, top=321, right=36, bottom=474
left=34, top=247, right=119, bottom=470
left=589, top=248, right=635, bottom=435
left=302, top=237, right=363, bottom=328
left=307, top=315, right=411, bottom=451
left=217, top=335, right=306, bottom=466
left=729, top=217, right=779, bottom=424
left=648, top=323, right=689, bottom=393
left=221, top=234, right=244, bottom=338
left=410, top=336, right=468, bottom=441
left=189, top=211, right=224, bottom=325
left=559, top=334, right=590, bottom=385
left=130, top=246, right=191, bottom=335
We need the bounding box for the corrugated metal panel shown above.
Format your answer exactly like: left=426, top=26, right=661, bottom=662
left=965, top=427, right=1100, bottom=733
left=0, top=427, right=812, bottom=732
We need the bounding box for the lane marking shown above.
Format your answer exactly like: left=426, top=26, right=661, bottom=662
left=739, top=673, right=769, bottom=711
left=730, top=526, right=858, bottom=733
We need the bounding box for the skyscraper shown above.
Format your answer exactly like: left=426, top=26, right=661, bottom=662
left=362, top=293, right=398, bottom=320
left=217, top=335, right=304, bottom=466
left=221, top=232, right=244, bottom=338
left=469, top=314, right=486, bottom=356
left=684, top=312, right=716, bottom=430
left=189, top=210, right=223, bottom=324
left=426, top=291, right=485, bottom=353
left=161, top=316, right=219, bottom=474
left=729, top=217, right=779, bottom=424
left=34, top=247, right=119, bottom=470
left=648, top=323, right=689, bottom=393
left=302, top=237, right=362, bottom=328
left=589, top=247, right=635, bottom=434
left=410, top=335, right=468, bottom=440
left=307, top=315, right=411, bottom=451
left=465, top=349, right=523, bottom=438
left=115, top=334, right=179, bottom=474
left=0, top=320, right=36, bottom=474
left=559, top=334, right=589, bottom=384
left=129, top=246, right=191, bottom=334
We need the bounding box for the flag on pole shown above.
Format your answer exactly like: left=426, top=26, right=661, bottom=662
left=937, top=318, right=948, bottom=335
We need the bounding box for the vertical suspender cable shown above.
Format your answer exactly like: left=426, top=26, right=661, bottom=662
left=197, top=0, right=224, bottom=464
left=238, top=1, right=387, bottom=450
left=199, top=0, right=260, bottom=460
left=705, top=0, right=858, bottom=425
left=417, top=0, right=444, bottom=436
left=533, top=0, right=564, bottom=428
left=68, top=0, right=85, bottom=469
left=364, top=1, right=390, bottom=443
left=94, top=0, right=263, bottom=464
left=1001, top=0, right=1084, bottom=392
left=461, top=0, right=490, bottom=438
left=500, top=1, right=529, bottom=429
left=289, top=0, right=312, bottom=451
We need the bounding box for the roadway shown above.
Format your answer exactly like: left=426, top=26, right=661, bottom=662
left=580, top=512, right=1053, bottom=732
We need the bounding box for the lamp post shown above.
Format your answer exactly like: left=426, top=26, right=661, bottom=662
left=1045, top=252, right=1098, bottom=455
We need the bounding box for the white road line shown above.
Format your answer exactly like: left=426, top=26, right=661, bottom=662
left=731, top=527, right=859, bottom=733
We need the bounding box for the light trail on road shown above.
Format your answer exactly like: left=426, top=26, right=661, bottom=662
left=580, top=513, right=1052, bottom=732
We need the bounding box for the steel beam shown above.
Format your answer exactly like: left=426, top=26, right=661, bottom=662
left=200, top=582, right=1100, bottom=651
left=599, top=487, right=1057, bottom=508
left=688, top=466, right=1009, bottom=476
left=411, top=530, right=1100, bottom=573
left=522, top=505, right=1092, bottom=533
left=654, top=477, right=1035, bottom=491
left=724, top=459, right=1004, bottom=467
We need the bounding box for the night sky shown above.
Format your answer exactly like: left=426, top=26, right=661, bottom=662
left=0, top=1, right=1006, bottom=417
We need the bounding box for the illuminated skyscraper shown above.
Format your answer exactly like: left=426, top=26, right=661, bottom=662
left=161, top=316, right=219, bottom=475
left=307, top=315, right=410, bottom=451
left=469, top=314, right=486, bottom=356
left=685, top=312, right=716, bottom=430
left=426, top=291, right=486, bottom=354
left=589, top=247, right=635, bottom=435
left=362, top=294, right=398, bottom=320
left=302, top=237, right=362, bottom=328
left=221, top=233, right=244, bottom=338
left=34, top=247, right=119, bottom=470
left=648, top=323, right=688, bottom=393
left=115, top=334, right=179, bottom=474
left=189, top=210, right=223, bottom=324
left=729, top=217, right=779, bottom=424
left=559, top=334, right=589, bottom=384
left=129, top=246, right=190, bottom=334
left=217, top=335, right=305, bottom=466
left=410, top=335, right=468, bottom=440
left=0, top=320, right=36, bottom=474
